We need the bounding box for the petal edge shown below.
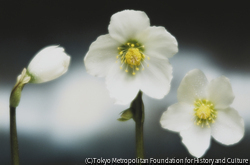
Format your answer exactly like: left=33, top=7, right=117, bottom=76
left=160, top=102, right=194, bottom=132
left=211, top=107, right=244, bottom=145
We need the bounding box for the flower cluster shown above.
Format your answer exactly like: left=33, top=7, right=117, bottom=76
left=8, top=9, right=245, bottom=159
left=84, top=10, right=244, bottom=157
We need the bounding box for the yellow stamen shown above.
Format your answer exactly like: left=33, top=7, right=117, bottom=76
left=196, top=104, right=211, bottom=119
left=117, top=41, right=146, bottom=75
left=193, top=99, right=217, bottom=128
left=125, top=48, right=142, bottom=66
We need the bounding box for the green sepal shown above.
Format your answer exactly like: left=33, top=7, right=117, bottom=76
left=117, top=118, right=130, bottom=122
left=117, top=91, right=144, bottom=123
left=117, top=108, right=133, bottom=122
left=10, top=68, right=31, bottom=108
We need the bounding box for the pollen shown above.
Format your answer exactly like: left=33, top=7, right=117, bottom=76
left=193, top=99, right=217, bottom=128
left=125, top=48, right=142, bottom=66
left=116, top=40, right=147, bottom=75
left=196, top=104, right=211, bottom=119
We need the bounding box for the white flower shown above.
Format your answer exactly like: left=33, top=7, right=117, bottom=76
left=27, top=45, right=71, bottom=83
left=84, top=10, right=178, bottom=104
left=160, top=69, right=244, bottom=158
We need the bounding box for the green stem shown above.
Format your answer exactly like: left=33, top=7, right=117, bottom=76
left=136, top=118, right=144, bottom=158
left=132, top=91, right=145, bottom=158
left=10, top=106, right=20, bottom=165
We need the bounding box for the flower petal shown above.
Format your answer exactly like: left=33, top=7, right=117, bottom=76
left=178, top=69, right=208, bottom=104
left=180, top=125, right=211, bottom=158
left=160, top=102, right=194, bottom=132
left=207, top=76, right=235, bottom=109
left=84, top=34, right=120, bottom=77
left=27, top=45, right=70, bottom=83
left=108, top=10, right=150, bottom=44
left=211, top=107, right=244, bottom=145
left=138, top=58, right=173, bottom=99
left=106, top=62, right=140, bottom=105
left=136, top=26, right=178, bottom=59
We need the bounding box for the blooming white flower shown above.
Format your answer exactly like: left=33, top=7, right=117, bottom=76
left=27, top=45, right=70, bottom=83
left=84, top=10, right=178, bottom=104
left=160, top=69, right=244, bottom=158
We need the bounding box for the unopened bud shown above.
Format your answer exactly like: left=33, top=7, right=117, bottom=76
left=117, top=108, right=133, bottom=122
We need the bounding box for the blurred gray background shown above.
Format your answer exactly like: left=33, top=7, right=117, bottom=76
left=0, top=1, right=249, bottom=165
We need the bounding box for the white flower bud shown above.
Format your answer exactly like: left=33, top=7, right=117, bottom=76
left=27, top=45, right=70, bottom=83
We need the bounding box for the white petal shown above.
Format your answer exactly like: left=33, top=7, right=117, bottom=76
left=108, top=10, right=150, bottom=43
left=180, top=125, right=211, bottom=158
left=136, top=26, right=178, bottom=59
left=84, top=34, right=120, bottom=77
left=160, top=102, right=194, bottom=132
left=105, top=62, right=140, bottom=105
left=178, top=69, right=208, bottom=104
left=138, top=58, right=173, bottom=99
left=207, top=76, right=235, bottom=109
left=27, top=45, right=70, bottom=83
left=211, top=107, right=244, bottom=145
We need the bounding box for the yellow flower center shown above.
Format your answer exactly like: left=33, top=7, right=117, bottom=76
left=116, top=40, right=150, bottom=75
left=194, top=99, right=217, bottom=128
left=196, top=104, right=211, bottom=119
left=125, top=48, right=142, bottom=66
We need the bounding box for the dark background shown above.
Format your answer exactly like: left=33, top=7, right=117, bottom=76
left=0, top=1, right=249, bottom=165
left=1, top=1, right=250, bottom=79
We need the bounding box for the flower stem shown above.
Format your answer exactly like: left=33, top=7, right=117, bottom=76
left=10, top=106, right=20, bottom=165
left=136, top=117, right=144, bottom=158
left=132, top=91, right=145, bottom=158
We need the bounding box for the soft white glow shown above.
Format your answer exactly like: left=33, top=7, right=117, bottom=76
left=49, top=67, right=129, bottom=146
left=0, top=49, right=249, bottom=148
left=51, top=75, right=112, bottom=142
